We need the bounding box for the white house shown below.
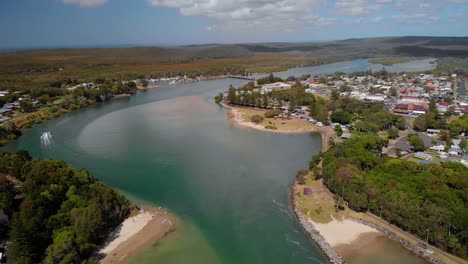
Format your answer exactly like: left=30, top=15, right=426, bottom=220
left=429, top=145, right=445, bottom=152
left=261, top=82, right=292, bottom=93
left=365, top=94, right=386, bottom=102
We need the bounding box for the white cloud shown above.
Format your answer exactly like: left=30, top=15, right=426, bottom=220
left=392, top=0, right=445, bottom=23
left=334, top=0, right=380, bottom=16
left=334, top=0, right=393, bottom=16
left=371, top=16, right=383, bottom=23
left=148, top=0, right=332, bottom=32
left=62, top=0, right=108, bottom=8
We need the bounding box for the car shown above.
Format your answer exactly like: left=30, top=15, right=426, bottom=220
left=426, top=248, right=434, bottom=254
left=417, top=242, right=428, bottom=249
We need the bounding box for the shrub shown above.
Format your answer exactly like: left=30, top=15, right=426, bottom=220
left=250, top=115, right=264, bottom=124
left=264, top=109, right=281, bottom=118
left=296, top=170, right=308, bottom=185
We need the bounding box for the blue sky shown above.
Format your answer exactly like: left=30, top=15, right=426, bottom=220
left=1, top=0, right=467, bottom=49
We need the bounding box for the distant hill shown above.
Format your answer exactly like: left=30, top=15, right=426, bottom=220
left=1, top=36, right=467, bottom=90
left=236, top=36, right=468, bottom=58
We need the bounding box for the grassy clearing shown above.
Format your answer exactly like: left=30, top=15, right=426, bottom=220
left=8, top=107, right=70, bottom=128
left=236, top=107, right=318, bottom=132
left=296, top=177, right=343, bottom=223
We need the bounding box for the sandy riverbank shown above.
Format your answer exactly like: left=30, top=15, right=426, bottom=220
left=311, top=218, right=380, bottom=247
left=99, top=208, right=176, bottom=264
left=334, top=232, right=387, bottom=260
left=138, top=84, right=160, bottom=90
left=112, top=93, right=132, bottom=98
left=222, top=102, right=324, bottom=134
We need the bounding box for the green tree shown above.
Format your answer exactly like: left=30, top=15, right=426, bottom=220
left=335, top=125, right=343, bottom=137
left=331, top=90, right=340, bottom=101
left=227, top=86, right=237, bottom=104
left=19, top=100, right=34, bottom=113
left=264, top=109, right=281, bottom=118
left=408, top=134, right=425, bottom=151
left=387, top=127, right=399, bottom=139
left=250, top=115, right=264, bottom=124
left=330, top=111, right=353, bottom=125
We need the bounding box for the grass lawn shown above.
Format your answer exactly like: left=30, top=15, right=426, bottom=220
left=53, top=97, right=64, bottom=105
left=236, top=107, right=319, bottom=132
left=296, top=176, right=343, bottom=224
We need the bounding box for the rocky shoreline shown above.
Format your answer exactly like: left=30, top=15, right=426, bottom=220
left=349, top=218, right=443, bottom=264
left=290, top=183, right=345, bottom=264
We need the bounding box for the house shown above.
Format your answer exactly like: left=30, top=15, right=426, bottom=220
left=261, top=82, right=292, bottom=93
left=437, top=102, right=448, bottom=113
left=365, top=94, right=386, bottom=102
left=429, top=144, right=445, bottom=152
left=419, top=160, right=435, bottom=165
left=426, top=129, right=441, bottom=136
left=0, top=91, right=9, bottom=97
left=414, top=152, right=432, bottom=160
left=417, top=132, right=445, bottom=149
left=341, top=133, right=352, bottom=139
left=394, top=103, right=409, bottom=114
left=0, top=108, right=12, bottom=116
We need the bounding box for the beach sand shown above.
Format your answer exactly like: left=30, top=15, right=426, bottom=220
left=334, top=232, right=386, bottom=260
left=138, top=84, right=160, bottom=90
left=100, top=208, right=175, bottom=264
left=311, top=218, right=380, bottom=247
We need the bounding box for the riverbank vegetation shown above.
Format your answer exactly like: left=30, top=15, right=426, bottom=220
left=0, top=150, right=131, bottom=263
left=369, top=57, right=417, bottom=65
left=0, top=81, right=138, bottom=146
left=435, top=57, right=468, bottom=75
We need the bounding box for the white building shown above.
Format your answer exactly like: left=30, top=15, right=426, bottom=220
left=261, top=82, right=292, bottom=93
left=365, top=94, right=386, bottom=102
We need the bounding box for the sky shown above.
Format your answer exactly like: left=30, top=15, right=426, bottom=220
left=1, top=0, right=468, bottom=49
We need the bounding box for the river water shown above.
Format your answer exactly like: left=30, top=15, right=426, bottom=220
left=3, top=59, right=433, bottom=264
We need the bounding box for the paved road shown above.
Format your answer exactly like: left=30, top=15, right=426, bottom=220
left=457, top=80, right=467, bottom=101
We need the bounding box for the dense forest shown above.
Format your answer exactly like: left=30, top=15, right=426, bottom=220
left=316, top=136, right=468, bottom=258
left=0, top=150, right=130, bottom=263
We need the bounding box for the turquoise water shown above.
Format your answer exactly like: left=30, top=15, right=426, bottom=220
left=4, top=60, right=431, bottom=263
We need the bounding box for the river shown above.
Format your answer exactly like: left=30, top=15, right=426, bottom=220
left=3, top=59, right=432, bottom=264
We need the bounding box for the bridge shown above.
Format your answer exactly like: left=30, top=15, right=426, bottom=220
left=227, top=75, right=255, bottom=80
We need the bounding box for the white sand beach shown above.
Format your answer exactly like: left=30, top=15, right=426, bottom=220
left=100, top=211, right=154, bottom=254
left=311, top=218, right=379, bottom=247
left=100, top=208, right=175, bottom=264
